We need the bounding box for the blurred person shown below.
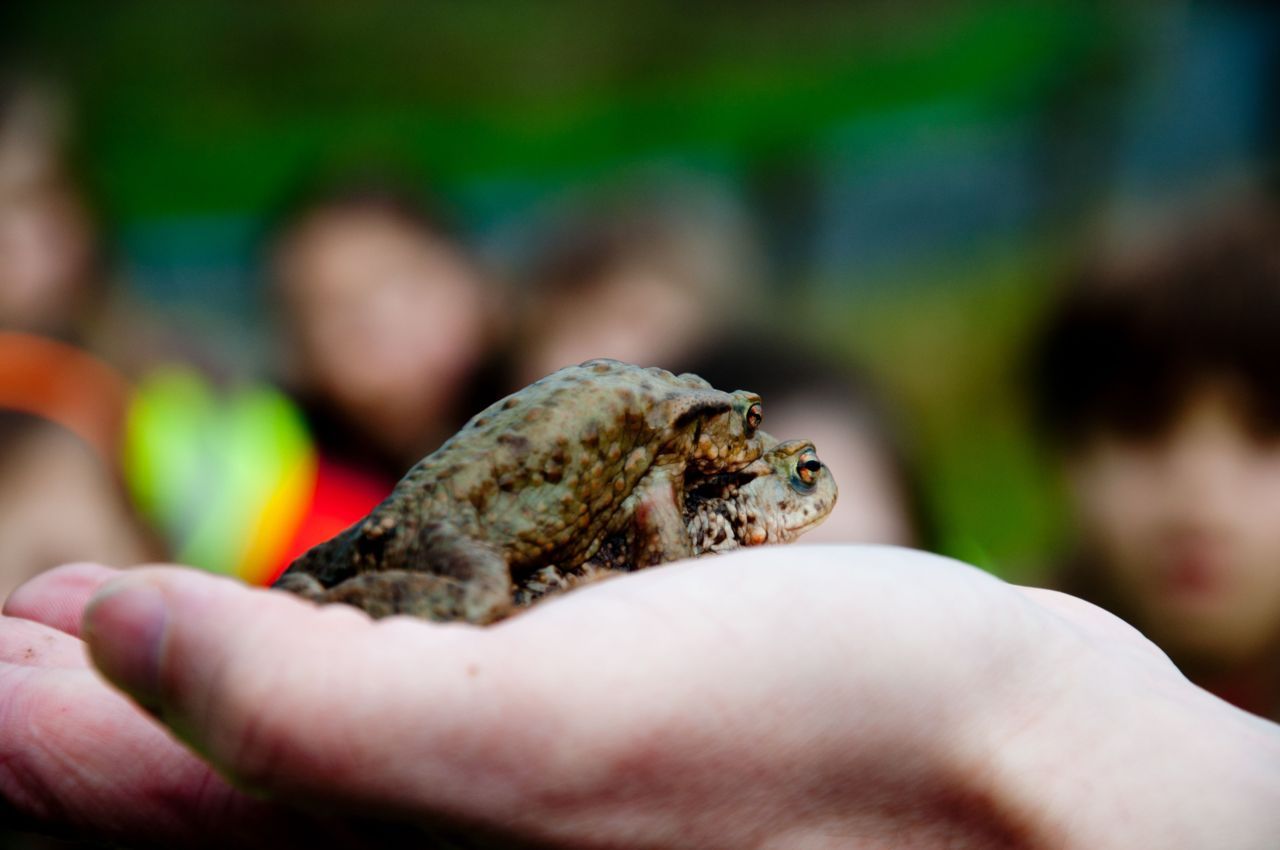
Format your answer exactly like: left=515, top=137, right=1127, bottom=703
left=267, top=178, right=507, bottom=474
left=0, top=81, right=101, bottom=340
left=1028, top=202, right=1280, bottom=719
left=512, top=179, right=763, bottom=386
left=110, top=178, right=508, bottom=590
left=680, top=338, right=934, bottom=549
left=0, top=78, right=233, bottom=374
left=189, top=177, right=509, bottom=585
left=0, top=413, right=150, bottom=603
left=0, top=81, right=152, bottom=601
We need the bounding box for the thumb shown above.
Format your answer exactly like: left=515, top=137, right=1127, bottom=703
left=80, top=568, right=536, bottom=820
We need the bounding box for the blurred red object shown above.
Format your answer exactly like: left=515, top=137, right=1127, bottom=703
left=268, top=455, right=390, bottom=585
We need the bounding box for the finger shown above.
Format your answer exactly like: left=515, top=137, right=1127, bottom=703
left=4, top=562, right=122, bottom=637
left=80, top=568, right=518, bottom=825
left=0, top=615, right=92, bottom=669
left=0, top=653, right=348, bottom=847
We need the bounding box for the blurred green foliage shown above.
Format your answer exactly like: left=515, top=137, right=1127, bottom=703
left=818, top=248, right=1069, bottom=579
left=6, top=1, right=1115, bottom=221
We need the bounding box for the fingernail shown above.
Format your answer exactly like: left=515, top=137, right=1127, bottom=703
left=82, top=579, right=168, bottom=711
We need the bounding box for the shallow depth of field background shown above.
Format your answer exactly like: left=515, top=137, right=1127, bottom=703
left=5, top=0, right=1278, bottom=580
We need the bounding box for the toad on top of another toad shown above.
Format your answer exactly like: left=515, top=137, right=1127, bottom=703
left=275, top=359, right=835, bottom=622
left=516, top=437, right=838, bottom=606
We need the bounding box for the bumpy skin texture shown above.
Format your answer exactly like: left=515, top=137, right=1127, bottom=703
left=276, top=359, right=785, bottom=623
left=517, top=438, right=837, bottom=605
left=687, top=439, right=838, bottom=554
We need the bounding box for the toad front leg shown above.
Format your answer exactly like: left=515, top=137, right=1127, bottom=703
left=619, top=465, right=695, bottom=567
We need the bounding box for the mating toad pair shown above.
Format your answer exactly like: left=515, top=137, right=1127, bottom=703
left=277, top=359, right=837, bottom=623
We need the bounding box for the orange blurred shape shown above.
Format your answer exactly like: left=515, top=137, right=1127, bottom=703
left=0, top=331, right=131, bottom=464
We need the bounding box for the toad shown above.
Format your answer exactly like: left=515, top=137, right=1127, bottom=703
left=275, top=359, right=834, bottom=622
left=516, top=438, right=838, bottom=606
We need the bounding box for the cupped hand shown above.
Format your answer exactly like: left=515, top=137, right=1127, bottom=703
left=2, top=547, right=1278, bottom=849
left=0, top=563, right=385, bottom=848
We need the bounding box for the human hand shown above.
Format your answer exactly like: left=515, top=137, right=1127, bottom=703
left=0, top=563, right=398, bottom=849
left=2, top=548, right=1278, bottom=848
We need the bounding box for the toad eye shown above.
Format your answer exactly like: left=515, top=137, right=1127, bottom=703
left=796, top=453, right=823, bottom=487
left=745, top=402, right=763, bottom=434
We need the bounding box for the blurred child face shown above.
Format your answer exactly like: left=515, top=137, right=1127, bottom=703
left=1067, top=384, right=1280, bottom=670
left=277, top=209, right=491, bottom=441
left=0, top=183, right=96, bottom=333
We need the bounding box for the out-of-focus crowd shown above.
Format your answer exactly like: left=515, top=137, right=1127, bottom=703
left=5, top=80, right=1280, bottom=728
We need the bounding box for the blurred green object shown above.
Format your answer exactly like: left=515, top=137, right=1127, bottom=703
left=810, top=244, right=1069, bottom=582
left=124, top=367, right=315, bottom=579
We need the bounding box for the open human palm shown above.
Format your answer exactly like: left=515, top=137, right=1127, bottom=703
left=1, top=548, right=1277, bottom=848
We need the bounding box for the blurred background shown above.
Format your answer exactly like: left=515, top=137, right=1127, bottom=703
left=3, top=1, right=1280, bottom=708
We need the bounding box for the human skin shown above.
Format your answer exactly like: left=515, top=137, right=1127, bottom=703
left=275, top=209, right=497, bottom=463
left=1, top=548, right=1278, bottom=848
left=1066, top=385, right=1280, bottom=670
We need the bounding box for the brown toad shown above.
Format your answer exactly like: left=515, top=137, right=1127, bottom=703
left=276, top=359, right=779, bottom=622
left=516, top=438, right=838, bottom=605
left=685, top=439, right=838, bottom=553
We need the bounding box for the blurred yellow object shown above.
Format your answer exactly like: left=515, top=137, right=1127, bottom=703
left=123, top=367, right=316, bottom=583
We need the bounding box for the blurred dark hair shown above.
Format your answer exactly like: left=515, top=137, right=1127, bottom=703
left=677, top=335, right=936, bottom=551
left=1028, top=205, right=1280, bottom=448
left=520, top=181, right=761, bottom=312
left=528, top=212, right=693, bottom=298
left=259, top=171, right=461, bottom=265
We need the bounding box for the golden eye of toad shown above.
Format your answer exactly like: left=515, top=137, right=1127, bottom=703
left=797, top=454, right=821, bottom=485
